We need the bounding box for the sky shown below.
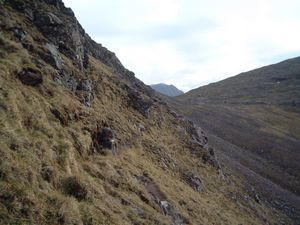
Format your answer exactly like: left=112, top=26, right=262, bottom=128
left=63, top=0, right=300, bottom=92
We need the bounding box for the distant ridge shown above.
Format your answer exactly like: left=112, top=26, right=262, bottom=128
left=151, top=83, right=184, bottom=96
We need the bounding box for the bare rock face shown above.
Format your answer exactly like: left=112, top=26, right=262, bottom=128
left=18, top=68, right=43, bottom=86
left=43, top=43, right=63, bottom=70
left=34, top=10, right=85, bottom=70
left=76, top=79, right=94, bottom=107
left=35, top=12, right=63, bottom=26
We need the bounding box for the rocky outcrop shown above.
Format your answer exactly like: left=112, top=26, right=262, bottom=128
left=53, top=71, right=77, bottom=92
left=76, top=79, right=94, bottom=107
left=137, top=175, right=188, bottom=225
left=77, top=79, right=92, bottom=92
left=202, top=146, right=220, bottom=168
left=43, top=43, right=63, bottom=70
left=17, top=68, right=43, bottom=86
left=183, top=172, right=204, bottom=192
left=181, top=119, right=208, bottom=148
left=33, top=8, right=85, bottom=70
left=127, top=88, right=153, bottom=118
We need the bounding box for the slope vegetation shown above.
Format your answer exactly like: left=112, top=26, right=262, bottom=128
left=0, top=0, right=294, bottom=224
left=170, top=58, right=300, bottom=223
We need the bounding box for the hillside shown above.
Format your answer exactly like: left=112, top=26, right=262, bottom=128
left=0, top=0, right=296, bottom=224
left=184, top=57, right=300, bottom=105
left=169, top=57, right=300, bottom=223
left=150, top=83, right=183, bottom=97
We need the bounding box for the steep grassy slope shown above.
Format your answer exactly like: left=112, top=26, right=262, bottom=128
left=169, top=58, right=300, bottom=223
left=0, top=1, right=294, bottom=224
left=184, top=57, right=300, bottom=105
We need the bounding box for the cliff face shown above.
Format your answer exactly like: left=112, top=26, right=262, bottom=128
left=0, top=1, right=294, bottom=224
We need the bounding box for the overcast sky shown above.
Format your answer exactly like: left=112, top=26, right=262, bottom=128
left=63, top=0, right=300, bottom=92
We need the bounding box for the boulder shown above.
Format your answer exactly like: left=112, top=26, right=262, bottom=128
left=183, top=172, right=204, bottom=192
left=18, top=68, right=43, bottom=86
left=77, top=79, right=92, bottom=92
left=92, top=127, right=117, bottom=155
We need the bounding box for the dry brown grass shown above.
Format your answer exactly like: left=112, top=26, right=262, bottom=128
left=0, top=4, right=295, bottom=225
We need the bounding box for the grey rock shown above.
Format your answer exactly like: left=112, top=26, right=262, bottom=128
left=202, top=147, right=220, bottom=168
left=77, top=79, right=92, bottom=92
left=127, top=89, right=153, bottom=118
left=43, top=43, right=63, bottom=69
left=62, top=7, right=74, bottom=16
left=18, top=68, right=43, bottom=86
left=92, top=127, right=117, bottom=155
left=23, top=7, right=34, bottom=20
left=35, top=12, right=63, bottom=26
left=160, top=200, right=171, bottom=215
left=183, top=172, right=204, bottom=192
left=138, top=123, right=146, bottom=132
left=84, top=35, right=125, bottom=73
left=76, top=79, right=94, bottom=106
left=54, top=71, right=77, bottom=92
left=10, top=27, right=27, bottom=42
left=83, top=50, right=89, bottom=68
left=182, top=120, right=208, bottom=147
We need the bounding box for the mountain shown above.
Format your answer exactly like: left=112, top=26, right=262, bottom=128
left=0, top=0, right=296, bottom=224
left=150, top=83, right=184, bottom=96
left=167, top=57, right=300, bottom=223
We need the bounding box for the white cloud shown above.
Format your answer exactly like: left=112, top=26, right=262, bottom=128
left=63, top=0, right=300, bottom=92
